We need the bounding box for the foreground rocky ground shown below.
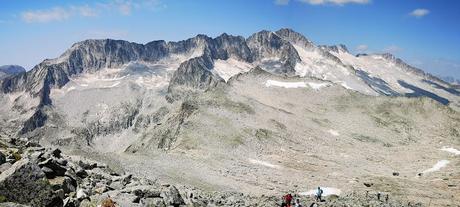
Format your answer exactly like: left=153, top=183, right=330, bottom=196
left=0, top=137, right=427, bottom=207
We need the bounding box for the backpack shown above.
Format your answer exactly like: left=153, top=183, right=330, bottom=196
left=284, top=194, right=293, bottom=203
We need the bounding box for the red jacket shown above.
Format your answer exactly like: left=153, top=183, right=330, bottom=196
left=283, top=194, right=293, bottom=204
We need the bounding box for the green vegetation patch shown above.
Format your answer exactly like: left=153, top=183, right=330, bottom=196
left=0, top=195, right=7, bottom=203
left=351, top=133, right=380, bottom=143
left=203, top=93, right=255, bottom=114
left=255, top=128, right=272, bottom=140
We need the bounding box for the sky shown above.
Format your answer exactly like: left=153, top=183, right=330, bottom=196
left=1, top=0, right=459, bottom=80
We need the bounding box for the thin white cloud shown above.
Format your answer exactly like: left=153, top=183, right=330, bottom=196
left=118, top=4, right=132, bottom=15
left=275, top=0, right=290, bottom=5
left=21, top=7, right=71, bottom=23
left=104, top=0, right=163, bottom=15
left=356, top=44, right=368, bottom=53
left=409, top=8, right=430, bottom=18
left=73, top=5, right=98, bottom=17
left=383, top=45, right=402, bottom=54
left=20, top=0, right=163, bottom=23
left=299, top=0, right=370, bottom=5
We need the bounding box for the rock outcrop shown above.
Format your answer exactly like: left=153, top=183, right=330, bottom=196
left=0, top=158, right=61, bottom=206
left=246, top=30, right=300, bottom=74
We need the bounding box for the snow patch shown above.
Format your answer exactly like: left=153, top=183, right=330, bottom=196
left=67, top=86, right=76, bottom=92
left=98, top=75, right=128, bottom=82
left=441, top=147, right=460, bottom=155
left=292, top=45, right=324, bottom=77
left=102, top=82, right=120, bottom=88
left=265, top=80, right=307, bottom=89
left=307, top=82, right=330, bottom=90
left=291, top=43, right=377, bottom=95
left=248, top=158, right=281, bottom=169
left=339, top=82, right=354, bottom=90
left=421, top=160, right=450, bottom=174
left=328, top=129, right=340, bottom=136
left=265, top=80, right=332, bottom=90
left=213, top=58, right=253, bottom=81
left=164, top=47, right=205, bottom=64
left=299, top=187, right=342, bottom=196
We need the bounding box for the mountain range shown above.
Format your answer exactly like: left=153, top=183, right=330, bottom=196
left=1, top=29, right=459, bottom=135
left=1, top=29, right=459, bottom=206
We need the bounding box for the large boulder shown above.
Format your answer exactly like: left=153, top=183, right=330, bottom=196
left=140, top=197, right=166, bottom=207
left=48, top=176, right=77, bottom=194
left=161, top=186, right=185, bottom=206
left=38, top=158, right=68, bottom=178
left=0, top=159, right=61, bottom=206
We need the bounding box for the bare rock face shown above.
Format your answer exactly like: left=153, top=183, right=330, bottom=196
left=160, top=185, right=185, bottom=206
left=246, top=30, right=300, bottom=75
left=0, top=159, right=61, bottom=206
left=167, top=54, right=223, bottom=101
left=275, top=28, right=315, bottom=49
left=319, top=44, right=349, bottom=54
left=212, top=33, right=253, bottom=62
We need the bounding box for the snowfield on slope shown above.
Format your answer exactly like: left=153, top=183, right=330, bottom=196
left=330, top=49, right=460, bottom=105
left=248, top=158, right=282, bottom=169
left=328, top=129, right=340, bottom=136
left=213, top=58, right=253, bottom=81
left=421, top=160, right=450, bottom=174
left=265, top=80, right=307, bottom=88
left=291, top=44, right=376, bottom=95
left=265, top=80, right=330, bottom=90
left=441, top=147, right=460, bottom=155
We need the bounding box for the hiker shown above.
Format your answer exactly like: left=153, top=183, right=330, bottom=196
left=294, top=198, right=303, bottom=207
left=281, top=195, right=287, bottom=207
left=315, top=187, right=323, bottom=202
left=282, top=193, right=293, bottom=206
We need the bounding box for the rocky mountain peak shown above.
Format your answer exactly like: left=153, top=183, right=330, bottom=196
left=212, top=33, right=252, bottom=62
left=378, top=53, right=397, bottom=61
left=275, top=28, right=314, bottom=48
left=185, top=34, right=213, bottom=46
left=319, top=44, right=349, bottom=54
left=246, top=30, right=300, bottom=74
left=336, top=44, right=349, bottom=53
left=246, top=30, right=278, bottom=47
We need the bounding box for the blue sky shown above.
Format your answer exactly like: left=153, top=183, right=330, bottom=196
left=1, top=0, right=459, bottom=80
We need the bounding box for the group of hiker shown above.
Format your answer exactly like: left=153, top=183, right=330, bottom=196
left=281, top=187, right=324, bottom=207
